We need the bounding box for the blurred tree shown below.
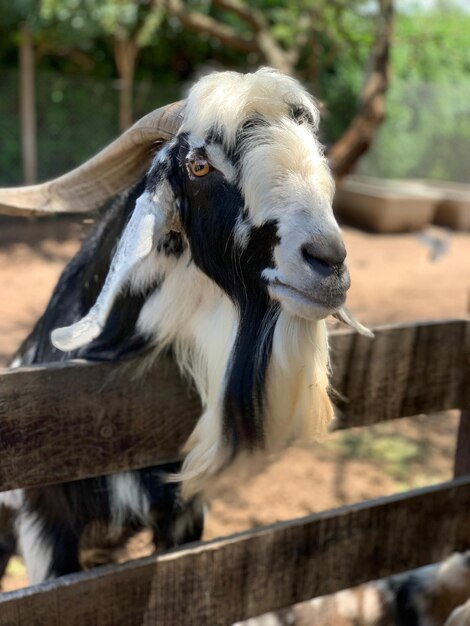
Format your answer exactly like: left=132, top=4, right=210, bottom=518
left=327, top=0, right=393, bottom=176
left=359, top=2, right=470, bottom=182
left=19, top=23, right=37, bottom=184
left=0, top=0, right=109, bottom=183
left=14, top=1, right=470, bottom=183
left=0, top=1, right=41, bottom=183
left=41, top=0, right=165, bottom=131
left=164, top=0, right=295, bottom=73
left=1, top=0, right=394, bottom=173
left=163, top=0, right=395, bottom=177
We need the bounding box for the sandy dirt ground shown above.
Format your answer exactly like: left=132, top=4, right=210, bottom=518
left=1, top=217, right=469, bottom=592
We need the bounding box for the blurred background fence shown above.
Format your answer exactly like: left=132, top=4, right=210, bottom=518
left=358, top=78, right=470, bottom=182
left=1, top=70, right=469, bottom=186
left=0, top=69, right=180, bottom=185
left=1, top=0, right=469, bottom=186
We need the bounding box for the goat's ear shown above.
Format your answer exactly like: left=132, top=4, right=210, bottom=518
left=51, top=187, right=174, bottom=353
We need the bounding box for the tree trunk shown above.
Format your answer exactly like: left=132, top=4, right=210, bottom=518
left=19, top=23, right=37, bottom=184
left=327, top=0, right=394, bottom=179
left=114, top=37, right=139, bottom=133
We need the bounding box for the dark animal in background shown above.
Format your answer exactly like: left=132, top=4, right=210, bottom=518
left=236, top=551, right=470, bottom=626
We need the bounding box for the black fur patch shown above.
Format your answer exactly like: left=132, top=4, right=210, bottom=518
left=12, top=173, right=203, bottom=580
left=156, top=231, right=185, bottom=257
left=223, top=301, right=280, bottom=451
left=21, top=462, right=203, bottom=579
left=138, top=464, right=204, bottom=548
left=11, top=180, right=148, bottom=366
left=289, top=104, right=315, bottom=127
left=79, top=283, right=158, bottom=361
left=388, top=574, right=422, bottom=626
left=24, top=476, right=112, bottom=577
left=165, top=133, right=281, bottom=454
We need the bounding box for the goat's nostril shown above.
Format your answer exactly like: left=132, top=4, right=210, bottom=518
left=301, top=240, right=347, bottom=274
left=302, top=245, right=329, bottom=271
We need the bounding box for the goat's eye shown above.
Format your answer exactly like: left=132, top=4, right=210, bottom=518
left=190, top=159, right=211, bottom=177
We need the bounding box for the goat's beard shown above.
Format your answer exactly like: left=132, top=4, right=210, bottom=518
left=175, top=291, right=333, bottom=499
left=266, top=313, right=333, bottom=447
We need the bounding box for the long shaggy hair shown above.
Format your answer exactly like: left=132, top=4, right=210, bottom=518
left=1, top=69, right=357, bottom=584
left=50, top=68, right=349, bottom=498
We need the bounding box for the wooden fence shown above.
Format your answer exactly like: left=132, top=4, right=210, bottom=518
left=0, top=318, right=469, bottom=625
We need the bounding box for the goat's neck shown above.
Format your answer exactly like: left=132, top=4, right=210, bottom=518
left=136, top=253, right=332, bottom=496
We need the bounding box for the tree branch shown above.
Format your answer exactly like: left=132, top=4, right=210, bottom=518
left=212, top=0, right=265, bottom=32
left=212, top=0, right=295, bottom=72
left=165, top=0, right=258, bottom=54
left=165, top=0, right=294, bottom=73
left=327, top=0, right=394, bottom=179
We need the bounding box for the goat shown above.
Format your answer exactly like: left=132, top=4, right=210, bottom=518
left=236, top=550, right=470, bottom=626
left=0, top=68, right=363, bottom=585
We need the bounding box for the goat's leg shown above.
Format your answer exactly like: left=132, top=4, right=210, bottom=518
left=138, top=463, right=205, bottom=550
left=0, top=544, right=14, bottom=583
left=79, top=518, right=136, bottom=569
left=152, top=495, right=205, bottom=550
left=0, top=503, right=17, bottom=585
left=17, top=510, right=80, bottom=584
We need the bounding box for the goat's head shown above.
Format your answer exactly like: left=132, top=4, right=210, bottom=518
left=0, top=69, right=367, bottom=496
left=141, top=70, right=350, bottom=326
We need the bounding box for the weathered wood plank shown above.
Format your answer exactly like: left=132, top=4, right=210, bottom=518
left=0, top=358, right=201, bottom=492
left=1, top=477, right=469, bottom=626
left=330, top=318, right=470, bottom=428
left=0, top=319, right=469, bottom=492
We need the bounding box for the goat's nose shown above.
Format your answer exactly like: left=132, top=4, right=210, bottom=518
left=301, top=236, right=347, bottom=275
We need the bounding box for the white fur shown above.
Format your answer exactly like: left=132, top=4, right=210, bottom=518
left=361, top=587, right=383, bottom=623
left=108, top=471, right=151, bottom=527
left=52, top=69, right=340, bottom=497
left=181, top=68, right=319, bottom=149
left=9, top=356, right=23, bottom=369
left=445, top=600, right=470, bottom=626
left=0, top=488, right=24, bottom=510
left=205, top=143, right=237, bottom=183
left=136, top=246, right=332, bottom=496
left=136, top=255, right=238, bottom=495
left=239, top=119, right=333, bottom=226
left=51, top=192, right=163, bottom=352
left=16, top=510, right=53, bottom=584
left=436, top=551, right=470, bottom=591
left=265, top=313, right=332, bottom=449
left=336, top=589, right=360, bottom=618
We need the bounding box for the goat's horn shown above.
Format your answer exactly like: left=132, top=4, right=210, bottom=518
left=0, top=101, right=184, bottom=217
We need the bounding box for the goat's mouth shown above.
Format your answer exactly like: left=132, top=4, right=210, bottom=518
left=267, top=278, right=348, bottom=320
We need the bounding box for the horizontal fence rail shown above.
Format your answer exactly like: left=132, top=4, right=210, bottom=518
left=330, top=318, right=470, bottom=427
left=0, top=318, right=469, bottom=493
left=1, top=477, right=469, bottom=626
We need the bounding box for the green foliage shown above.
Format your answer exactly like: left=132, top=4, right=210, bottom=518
left=0, top=1, right=469, bottom=183
left=359, top=78, right=470, bottom=181
left=326, top=429, right=426, bottom=485
left=41, top=0, right=164, bottom=44
left=0, top=0, right=44, bottom=32
left=0, top=69, right=181, bottom=185
left=393, top=6, right=470, bottom=80
left=358, top=6, right=470, bottom=181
